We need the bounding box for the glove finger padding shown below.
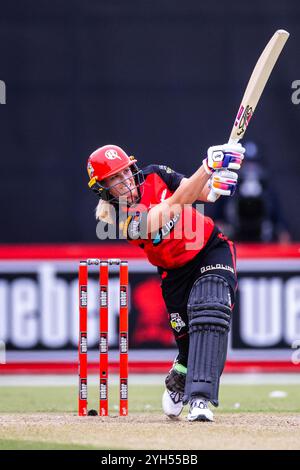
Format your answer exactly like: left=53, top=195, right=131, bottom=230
left=209, top=170, right=238, bottom=196
left=221, top=152, right=244, bottom=171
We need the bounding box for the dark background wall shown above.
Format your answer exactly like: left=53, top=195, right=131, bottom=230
left=0, top=0, right=299, bottom=242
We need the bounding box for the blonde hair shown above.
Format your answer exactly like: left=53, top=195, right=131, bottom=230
left=95, top=199, right=115, bottom=224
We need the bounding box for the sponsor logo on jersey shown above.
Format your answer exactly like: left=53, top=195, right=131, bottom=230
left=159, top=165, right=173, bottom=173
left=201, top=264, right=234, bottom=274
left=152, top=213, right=180, bottom=245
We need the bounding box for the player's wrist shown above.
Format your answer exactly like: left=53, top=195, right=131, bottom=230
left=202, top=157, right=213, bottom=175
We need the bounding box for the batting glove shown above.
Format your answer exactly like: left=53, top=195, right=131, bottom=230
left=208, top=169, right=238, bottom=197
left=203, top=142, right=245, bottom=174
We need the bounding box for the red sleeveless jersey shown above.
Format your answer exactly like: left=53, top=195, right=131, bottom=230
left=124, top=165, right=214, bottom=269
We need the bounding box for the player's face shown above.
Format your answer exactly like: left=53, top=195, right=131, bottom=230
left=104, top=167, right=138, bottom=204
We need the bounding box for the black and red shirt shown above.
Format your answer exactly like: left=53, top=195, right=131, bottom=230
left=122, top=164, right=215, bottom=270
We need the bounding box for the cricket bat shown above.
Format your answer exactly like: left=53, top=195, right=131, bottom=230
left=208, top=29, right=289, bottom=202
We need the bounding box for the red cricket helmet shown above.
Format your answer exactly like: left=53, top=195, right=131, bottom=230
left=87, top=144, right=144, bottom=203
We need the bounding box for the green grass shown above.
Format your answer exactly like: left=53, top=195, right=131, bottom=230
left=0, top=439, right=98, bottom=450
left=0, top=384, right=300, bottom=450
left=0, top=384, right=299, bottom=414
left=219, top=385, right=300, bottom=412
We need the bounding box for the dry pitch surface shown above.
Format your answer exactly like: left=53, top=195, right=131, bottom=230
left=0, top=384, right=300, bottom=450
left=0, top=412, right=300, bottom=450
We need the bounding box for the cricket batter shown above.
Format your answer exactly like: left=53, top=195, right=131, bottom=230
left=86, top=143, right=244, bottom=421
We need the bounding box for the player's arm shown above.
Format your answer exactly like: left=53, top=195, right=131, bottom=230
left=147, top=165, right=210, bottom=233
left=147, top=143, right=244, bottom=232
left=179, top=176, right=211, bottom=202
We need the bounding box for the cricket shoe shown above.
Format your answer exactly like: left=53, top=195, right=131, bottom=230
left=187, top=397, right=214, bottom=422
left=162, top=389, right=184, bottom=419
